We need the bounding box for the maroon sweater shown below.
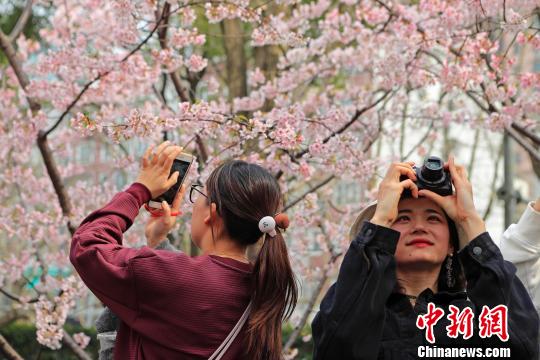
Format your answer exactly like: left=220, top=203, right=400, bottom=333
left=70, top=183, right=253, bottom=360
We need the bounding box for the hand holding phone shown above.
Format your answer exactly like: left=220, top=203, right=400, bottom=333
left=145, top=185, right=187, bottom=247
left=135, top=141, right=193, bottom=205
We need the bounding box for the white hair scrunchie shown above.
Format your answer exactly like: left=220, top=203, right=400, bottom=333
left=258, top=216, right=277, bottom=237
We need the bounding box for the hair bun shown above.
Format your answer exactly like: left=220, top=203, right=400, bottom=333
left=274, top=213, right=290, bottom=230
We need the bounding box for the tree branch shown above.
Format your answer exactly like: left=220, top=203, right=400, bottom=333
left=467, top=128, right=481, bottom=179
left=62, top=332, right=92, bottom=360
left=399, top=95, right=409, bottom=159
left=1, top=8, right=110, bottom=360
left=465, top=90, right=492, bottom=113
left=195, top=135, right=209, bottom=162
left=294, top=91, right=392, bottom=159
left=8, top=0, right=33, bottom=43
left=401, top=121, right=434, bottom=161
left=37, top=131, right=77, bottom=234
left=0, top=288, right=38, bottom=304
left=0, top=334, right=23, bottom=360
left=483, top=139, right=504, bottom=221
left=156, top=3, right=189, bottom=103
left=0, top=30, right=40, bottom=111
left=155, top=2, right=207, bottom=168
left=505, top=125, right=540, bottom=163
left=275, top=92, right=389, bottom=180
left=283, top=176, right=334, bottom=212
left=511, top=122, right=540, bottom=145
left=1, top=0, right=78, bottom=263
left=43, top=6, right=171, bottom=137
left=170, top=72, right=190, bottom=102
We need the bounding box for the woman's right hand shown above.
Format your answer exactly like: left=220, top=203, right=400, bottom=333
left=370, top=161, right=419, bottom=228
left=135, top=141, right=184, bottom=199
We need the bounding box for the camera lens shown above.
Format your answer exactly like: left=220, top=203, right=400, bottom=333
left=420, top=156, right=444, bottom=183
left=425, top=161, right=439, bottom=170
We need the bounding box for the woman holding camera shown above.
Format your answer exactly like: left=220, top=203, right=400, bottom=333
left=70, top=141, right=297, bottom=360
left=312, top=156, right=538, bottom=359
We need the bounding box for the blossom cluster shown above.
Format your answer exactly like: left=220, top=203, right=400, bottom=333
left=1, top=0, right=538, bottom=352
left=34, top=276, right=86, bottom=349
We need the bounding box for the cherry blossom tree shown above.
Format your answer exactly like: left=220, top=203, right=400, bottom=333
left=0, top=0, right=539, bottom=358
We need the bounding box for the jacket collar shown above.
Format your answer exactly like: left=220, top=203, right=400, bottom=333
left=388, top=288, right=468, bottom=314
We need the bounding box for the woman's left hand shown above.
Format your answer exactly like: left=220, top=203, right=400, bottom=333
left=145, top=185, right=186, bottom=248
left=418, top=155, right=486, bottom=248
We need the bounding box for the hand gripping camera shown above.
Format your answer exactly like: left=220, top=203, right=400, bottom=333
left=400, top=156, right=453, bottom=198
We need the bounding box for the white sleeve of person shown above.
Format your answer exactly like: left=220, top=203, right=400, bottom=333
left=500, top=201, right=540, bottom=320
left=501, top=201, right=540, bottom=262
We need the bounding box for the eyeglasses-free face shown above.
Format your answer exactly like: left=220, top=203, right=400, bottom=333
left=189, top=184, right=208, bottom=204
left=391, top=197, right=451, bottom=271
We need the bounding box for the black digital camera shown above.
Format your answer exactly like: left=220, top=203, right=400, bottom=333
left=401, top=156, right=453, bottom=198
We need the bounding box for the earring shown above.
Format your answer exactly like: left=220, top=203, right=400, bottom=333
left=446, top=254, right=455, bottom=288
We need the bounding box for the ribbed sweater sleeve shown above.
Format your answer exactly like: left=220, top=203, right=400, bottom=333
left=70, top=182, right=152, bottom=324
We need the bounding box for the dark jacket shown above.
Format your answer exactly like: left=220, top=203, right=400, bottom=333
left=312, top=221, right=539, bottom=360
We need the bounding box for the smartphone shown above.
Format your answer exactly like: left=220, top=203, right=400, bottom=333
left=147, top=152, right=194, bottom=209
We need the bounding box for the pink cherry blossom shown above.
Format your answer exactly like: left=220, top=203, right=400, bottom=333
left=186, top=54, right=208, bottom=73
left=73, top=332, right=91, bottom=349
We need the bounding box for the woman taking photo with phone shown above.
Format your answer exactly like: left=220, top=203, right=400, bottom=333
left=70, top=141, right=297, bottom=360
left=312, top=156, right=538, bottom=360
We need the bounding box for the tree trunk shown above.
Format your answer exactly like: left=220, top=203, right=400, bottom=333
left=254, top=45, right=279, bottom=81
left=221, top=19, right=247, bottom=99
left=254, top=1, right=281, bottom=111
left=254, top=45, right=279, bottom=111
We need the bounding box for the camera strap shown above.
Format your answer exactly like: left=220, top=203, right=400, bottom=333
left=208, top=301, right=252, bottom=360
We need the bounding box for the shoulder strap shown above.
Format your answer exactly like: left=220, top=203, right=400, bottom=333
left=208, top=302, right=252, bottom=360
